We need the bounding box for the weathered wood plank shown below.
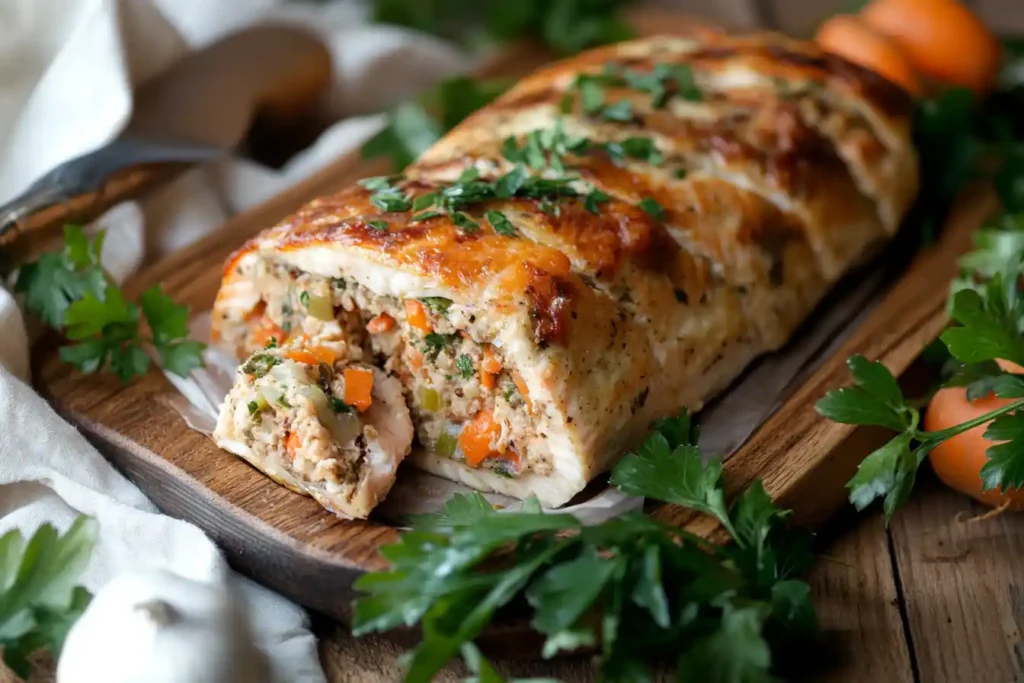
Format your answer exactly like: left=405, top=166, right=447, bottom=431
left=803, top=511, right=916, bottom=683
left=890, top=473, right=1024, bottom=683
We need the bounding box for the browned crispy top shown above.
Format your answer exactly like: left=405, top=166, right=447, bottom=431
left=224, top=30, right=918, bottom=347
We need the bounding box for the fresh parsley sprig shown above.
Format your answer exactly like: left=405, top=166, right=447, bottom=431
left=14, top=225, right=205, bottom=380
left=363, top=77, right=513, bottom=171
left=353, top=411, right=816, bottom=683
left=817, top=278, right=1024, bottom=522
left=0, top=517, right=97, bottom=678
left=372, top=0, right=635, bottom=57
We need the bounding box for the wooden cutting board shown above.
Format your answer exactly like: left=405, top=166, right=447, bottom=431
left=32, top=10, right=993, bottom=628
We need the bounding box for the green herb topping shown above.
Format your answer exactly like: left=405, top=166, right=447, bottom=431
left=241, top=353, right=281, bottom=378
left=419, top=297, right=453, bottom=314
left=422, top=332, right=459, bottom=360
left=637, top=197, right=666, bottom=221
left=455, top=354, right=474, bottom=378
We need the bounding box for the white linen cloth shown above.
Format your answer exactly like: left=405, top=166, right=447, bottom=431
left=0, top=0, right=474, bottom=680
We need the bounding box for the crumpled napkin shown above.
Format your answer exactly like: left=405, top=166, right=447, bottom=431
left=0, top=0, right=474, bottom=680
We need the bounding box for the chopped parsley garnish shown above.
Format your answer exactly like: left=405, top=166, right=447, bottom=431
left=456, top=354, right=474, bottom=378
left=419, top=297, right=453, bottom=314
left=422, top=332, right=458, bottom=360
left=241, top=353, right=280, bottom=378
left=486, top=210, right=518, bottom=237
left=598, top=98, right=634, bottom=122
left=673, top=168, right=688, bottom=179
left=331, top=397, right=355, bottom=413
left=605, top=136, right=663, bottom=164
left=367, top=220, right=389, bottom=231
left=358, top=176, right=395, bottom=191
left=576, top=75, right=608, bottom=115
left=370, top=191, right=412, bottom=213
left=638, top=197, right=667, bottom=221
left=412, top=193, right=437, bottom=211
left=247, top=400, right=261, bottom=416
left=451, top=212, right=480, bottom=232
left=567, top=61, right=704, bottom=121
left=365, top=178, right=413, bottom=212
left=412, top=210, right=443, bottom=222
left=502, top=122, right=591, bottom=173
left=299, top=290, right=310, bottom=307
left=276, top=395, right=292, bottom=408
left=264, top=337, right=278, bottom=349
left=584, top=188, right=610, bottom=214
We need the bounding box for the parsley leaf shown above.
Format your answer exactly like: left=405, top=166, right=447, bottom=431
left=15, top=225, right=108, bottom=328
left=456, top=354, right=474, bottom=378
left=584, top=188, right=610, bottom=214
left=15, top=226, right=205, bottom=380
left=0, top=517, right=97, bottom=678
left=241, top=353, right=281, bottom=378
left=452, top=212, right=480, bottom=232
left=598, top=99, right=634, bottom=122
left=611, top=416, right=737, bottom=540
left=486, top=210, right=518, bottom=237
left=353, top=410, right=816, bottom=682
left=941, top=287, right=1024, bottom=367
left=637, top=197, right=666, bottom=221
left=422, top=332, right=458, bottom=360
left=981, top=413, right=1024, bottom=492
left=815, top=356, right=911, bottom=432
left=419, top=297, right=452, bottom=314
left=372, top=0, right=634, bottom=57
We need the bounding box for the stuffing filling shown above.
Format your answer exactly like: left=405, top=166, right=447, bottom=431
left=232, top=259, right=551, bottom=478
left=219, top=342, right=389, bottom=505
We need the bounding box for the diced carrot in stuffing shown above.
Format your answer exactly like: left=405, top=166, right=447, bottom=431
left=459, top=410, right=504, bottom=467
left=481, top=347, right=502, bottom=374
left=245, top=301, right=267, bottom=322
left=285, top=431, right=301, bottom=460
left=343, top=367, right=374, bottom=412
left=367, top=312, right=396, bottom=333
left=481, top=371, right=497, bottom=391
left=407, top=348, right=424, bottom=370
left=512, top=371, right=532, bottom=412
left=404, top=300, right=431, bottom=332
left=252, top=317, right=287, bottom=349
left=285, top=345, right=336, bottom=366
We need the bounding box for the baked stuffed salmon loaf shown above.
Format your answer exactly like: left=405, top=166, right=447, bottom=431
left=212, top=29, right=919, bottom=508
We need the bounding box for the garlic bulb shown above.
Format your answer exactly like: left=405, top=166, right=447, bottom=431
left=56, top=570, right=270, bottom=683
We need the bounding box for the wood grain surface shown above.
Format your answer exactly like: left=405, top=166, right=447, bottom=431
left=5, top=474, right=1019, bottom=683
left=28, top=6, right=996, bottom=643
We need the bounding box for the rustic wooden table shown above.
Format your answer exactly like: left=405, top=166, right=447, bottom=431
left=312, top=471, right=1024, bottom=683
left=3, top=469, right=1014, bottom=683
